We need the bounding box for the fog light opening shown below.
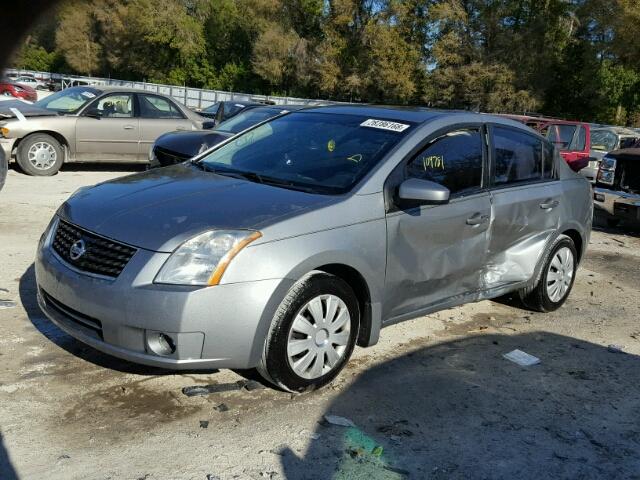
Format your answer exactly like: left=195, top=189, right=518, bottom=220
left=148, top=332, right=177, bottom=356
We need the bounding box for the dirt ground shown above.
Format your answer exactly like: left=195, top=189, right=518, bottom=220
left=1, top=165, right=639, bottom=480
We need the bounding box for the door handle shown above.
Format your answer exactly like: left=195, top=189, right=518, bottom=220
left=466, top=213, right=490, bottom=226
left=540, top=199, right=559, bottom=210
left=123, top=125, right=135, bottom=130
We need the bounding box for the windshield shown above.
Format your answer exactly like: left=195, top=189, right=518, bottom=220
left=216, top=107, right=284, bottom=134
left=35, top=86, right=101, bottom=113
left=197, top=112, right=414, bottom=194
left=202, top=102, right=220, bottom=114
left=591, top=130, right=617, bottom=152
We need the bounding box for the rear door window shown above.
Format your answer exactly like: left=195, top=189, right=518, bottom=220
left=138, top=94, right=184, bottom=119
left=406, top=128, right=483, bottom=197
left=492, top=126, right=543, bottom=186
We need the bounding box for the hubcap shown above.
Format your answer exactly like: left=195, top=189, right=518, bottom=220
left=287, top=294, right=351, bottom=380
left=546, top=247, right=574, bottom=302
left=28, top=142, right=57, bottom=170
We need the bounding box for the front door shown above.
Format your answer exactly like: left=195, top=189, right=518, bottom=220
left=75, top=93, right=139, bottom=162
left=384, top=127, right=491, bottom=321
left=137, top=94, right=194, bottom=160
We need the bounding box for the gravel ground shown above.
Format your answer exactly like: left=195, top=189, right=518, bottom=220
left=1, top=166, right=639, bottom=480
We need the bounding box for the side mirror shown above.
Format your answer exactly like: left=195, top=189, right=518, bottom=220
left=202, top=121, right=216, bottom=130
left=84, top=107, right=102, bottom=119
left=398, top=178, right=450, bottom=206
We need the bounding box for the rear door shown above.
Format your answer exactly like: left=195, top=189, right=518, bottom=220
left=137, top=94, right=194, bottom=160
left=484, top=125, right=562, bottom=289
left=75, top=93, right=139, bottom=162
left=384, top=126, right=492, bottom=320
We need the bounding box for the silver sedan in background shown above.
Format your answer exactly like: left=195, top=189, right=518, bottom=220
left=35, top=106, right=592, bottom=392
left=0, top=86, right=208, bottom=176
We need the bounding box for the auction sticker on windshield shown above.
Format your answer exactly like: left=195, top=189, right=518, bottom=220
left=360, top=119, right=410, bottom=132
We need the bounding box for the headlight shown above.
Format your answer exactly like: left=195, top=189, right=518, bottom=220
left=155, top=230, right=261, bottom=286
left=598, top=156, right=616, bottom=185
left=0, top=127, right=9, bottom=138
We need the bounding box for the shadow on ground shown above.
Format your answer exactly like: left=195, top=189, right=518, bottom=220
left=0, top=433, right=18, bottom=480
left=283, top=332, right=640, bottom=479
left=19, top=263, right=217, bottom=376
left=593, top=209, right=640, bottom=238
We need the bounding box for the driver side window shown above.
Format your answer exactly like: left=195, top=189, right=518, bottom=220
left=406, top=128, right=484, bottom=197
left=89, top=94, right=133, bottom=118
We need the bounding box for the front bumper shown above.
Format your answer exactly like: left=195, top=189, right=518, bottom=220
left=593, top=187, right=640, bottom=224
left=0, top=138, right=16, bottom=160
left=35, top=223, right=293, bottom=370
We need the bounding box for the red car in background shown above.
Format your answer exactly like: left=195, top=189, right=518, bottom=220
left=539, top=120, right=591, bottom=173
left=501, top=115, right=591, bottom=172
left=0, top=80, right=37, bottom=102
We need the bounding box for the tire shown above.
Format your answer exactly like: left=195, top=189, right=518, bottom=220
left=258, top=272, right=360, bottom=393
left=0, top=149, right=7, bottom=191
left=520, top=235, right=578, bottom=313
left=16, top=133, right=64, bottom=176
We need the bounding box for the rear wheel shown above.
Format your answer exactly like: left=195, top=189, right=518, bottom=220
left=520, top=235, right=577, bottom=312
left=258, top=272, right=359, bottom=392
left=16, top=133, right=63, bottom=176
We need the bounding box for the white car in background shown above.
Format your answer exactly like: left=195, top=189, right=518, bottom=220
left=15, top=75, right=47, bottom=91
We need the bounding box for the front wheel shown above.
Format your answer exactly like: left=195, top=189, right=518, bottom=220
left=520, top=235, right=577, bottom=312
left=16, top=133, right=64, bottom=176
left=258, top=272, right=360, bottom=392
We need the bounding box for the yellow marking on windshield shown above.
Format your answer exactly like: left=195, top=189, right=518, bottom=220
left=423, top=155, right=445, bottom=170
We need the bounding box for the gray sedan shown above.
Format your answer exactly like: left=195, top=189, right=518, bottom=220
left=35, top=106, right=592, bottom=391
left=0, top=86, right=208, bottom=176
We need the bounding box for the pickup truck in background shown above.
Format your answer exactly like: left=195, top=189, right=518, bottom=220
left=593, top=143, right=640, bottom=227
left=583, top=127, right=640, bottom=183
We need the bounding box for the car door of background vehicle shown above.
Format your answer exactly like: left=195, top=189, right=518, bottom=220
left=484, top=125, right=563, bottom=289
left=383, top=126, right=492, bottom=321
left=75, top=93, right=139, bottom=162
left=137, top=94, right=194, bottom=160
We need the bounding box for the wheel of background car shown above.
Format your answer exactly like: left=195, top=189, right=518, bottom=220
left=258, top=272, right=360, bottom=392
left=0, top=149, right=7, bottom=191
left=520, top=235, right=577, bottom=312
left=16, top=133, right=64, bottom=176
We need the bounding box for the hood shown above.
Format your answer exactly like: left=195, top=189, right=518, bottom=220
left=0, top=101, right=57, bottom=119
left=607, top=148, right=640, bottom=161
left=59, top=164, right=337, bottom=252
left=155, top=130, right=233, bottom=158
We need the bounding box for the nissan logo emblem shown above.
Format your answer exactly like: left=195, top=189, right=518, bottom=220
left=69, top=239, right=86, bottom=261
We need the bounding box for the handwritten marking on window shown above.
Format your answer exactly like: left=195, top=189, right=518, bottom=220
left=422, top=155, right=445, bottom=170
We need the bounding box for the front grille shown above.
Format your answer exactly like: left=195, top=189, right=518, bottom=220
left=52, top=220, right=137, bottom=278
left=154, top=146, right=190, bottom=166
left=41, top=290, right=103, bottom=340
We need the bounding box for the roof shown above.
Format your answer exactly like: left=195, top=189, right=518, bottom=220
left=592, top=126, right=640, bottom=137
left=297, top=104, right=465, bottom=124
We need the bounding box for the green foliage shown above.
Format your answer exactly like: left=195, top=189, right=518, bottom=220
left=11, top=0, right=640, bottom=125
left=13, top=45, right=63, bottom=72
